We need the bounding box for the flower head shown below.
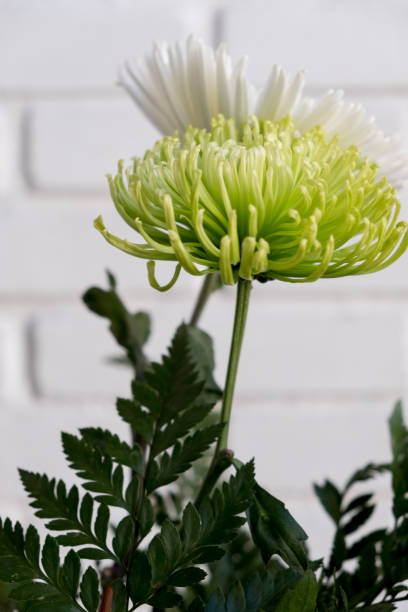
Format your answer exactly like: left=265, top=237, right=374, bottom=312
left=119, top=36, right=408, bottom=188
left=96, top=115, right=408, bottom=288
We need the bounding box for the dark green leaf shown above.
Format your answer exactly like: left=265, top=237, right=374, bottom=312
left=111, top=581, right=128, bottom=612
left=80, top=567, right=100, bottom=612
left=389, top=400, right=405, bottom=457
left=226, top=582, right=246, bottom=612
left=313, top=480, right=342, bottom=524
left=82, top=277, right=149, bottom=372
left=160, top=520, right=181, bottom=567
left=190, top=545, right=225, bottom=564
left=0, top=558, right=33, bottom=582
left=23, top=604, right=78, bottom=612
left=347, top=529, right=386, bottom=559
left=130, top=311, right=151, bottom=348
left=9, top=581, right=58, bottom=601
left=149, top=589, right=182, bottom=608
left=274, top=570, right=318, bottom=612
left=342, top=504, right=375, bottom=535
left=151, top=399, right=216, bottom=458
left=24, top=526, right=40, bottom=570
left=116, top=398, right=154, bottom=442
left=112, top=517, right=134, bottom=562
left=198, top=461, right=255, bottom=549
left=147, top=535, right=169, bottom=584
left=343, top=493, right=374, bottom=515
left=248, top=484, right=308, bottom=569
left=168, top=567, right=207, bottom=586
left=17, top=471, right=111, bottom=562
left=344, top=463, right=389, bottom=492
left=79, top=428, right=144, bottom=473
left=138, top=496, right=154, bottom=538
left=146, top=424, right=223, bottom=493
left=180, top=503, right=201, bottom=552
left=79, top=494, right=93, bottom=533
left=131, top=381, right=161, bottom=415
left=78, top=548, right=110, bottom=561
left=144, top=324, right=217, bottom=430
left=19, top=471, right=78, bottom=530
left=62, top=433, right=127, bottom=510
left=389, top=401, right=408, bottom=519
left=329, top=529, right=347, bottom=571
left=62, top=550, right=80, bottom=598
left=183, top=325, right=221, bottom=395
left=56, top=533, right=92, bottom=547
left=0, top=520, right=34, bottom=582
left=124, top=477, right=139, bottom=511
left=41, top=536, right=59, bottom=583
left=188, top=597, right=205, bottom=612
left=245, top=565, right=302, bottom=611
left=205, top=589, right=225, bottom=612
left=128, top=551, right=152, bottom=604
left=94, top=504, right=110, bottom=543
left=356, top=541, right=377, bottom=589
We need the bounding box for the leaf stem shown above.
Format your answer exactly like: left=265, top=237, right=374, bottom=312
left=189, top=273, right=220, bottom=327
left=217, top=278, right=252, bottom=453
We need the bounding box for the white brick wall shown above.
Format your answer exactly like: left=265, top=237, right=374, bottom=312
left=27, top=100, right=161, bottom=191
left=2, top=1, right=408, bottom=602
left=222, top=0, right=408, bottom=89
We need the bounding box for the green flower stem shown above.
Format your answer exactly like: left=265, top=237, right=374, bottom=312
left=189, top=272, right=220, bottom=326
left=195, top=278, right=252, bottom=507
left=218, top=278, right=252, bottom=452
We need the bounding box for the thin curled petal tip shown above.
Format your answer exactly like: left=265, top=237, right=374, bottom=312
left=96, top=115, right=408, bottom=290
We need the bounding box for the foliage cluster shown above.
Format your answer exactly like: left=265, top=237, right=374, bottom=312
left=1, top=275, right=408, bottom=611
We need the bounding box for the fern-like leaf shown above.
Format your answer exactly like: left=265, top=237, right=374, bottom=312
left=19, top=470, right=117, bottom=562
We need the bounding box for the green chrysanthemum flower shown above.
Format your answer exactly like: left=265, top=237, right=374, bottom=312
left=96, top=115, right=408, bottom=289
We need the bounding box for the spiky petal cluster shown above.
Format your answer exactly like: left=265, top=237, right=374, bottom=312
left=119, top=36, right=408, bottom=188
left=95, top=115, right=408, bottom=289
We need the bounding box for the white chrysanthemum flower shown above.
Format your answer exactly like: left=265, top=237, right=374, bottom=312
left=119, top=35, right=408, bottom=188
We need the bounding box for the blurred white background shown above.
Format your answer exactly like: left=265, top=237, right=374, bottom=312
left=2, top=0, right=408, bottom=601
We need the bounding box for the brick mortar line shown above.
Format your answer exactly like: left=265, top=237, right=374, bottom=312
left=0, top=89, right=124, bottom=102
left=1, top=86, right=408, bottom=102
left=28, top=390, right=403, bottom=404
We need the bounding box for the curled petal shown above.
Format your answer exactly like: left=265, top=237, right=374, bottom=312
left=98, top=116, right=408, bottom=289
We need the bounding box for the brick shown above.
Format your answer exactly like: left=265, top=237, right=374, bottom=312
left=32, top=297, right=197, bottom=399
left=355, top=96, right=408, bottom=140
left=0, top=0, right=212, bottom=90
left=0, top=399, right=129, bottom=513
left=0, top=396, right=398, bottom=565
left=32, top=295, right=405, bottom=400
left=199, top=293, right=405, bottom=396
left=229, top=397, right=396, bottom=493
left=222, top=0, right=408, bottom=88
left=26, top=95, right=408, bottom=193
left=26, top=98, right=161, bottom=192
left=0, top=107, right=8, bottom=194
left=0, top=101, right=26, bottom=195
left=229, top=396, right=399, bottom=560
left=285, top=493, right=394, bottom=560
left=3, top=191, right=408, bottom=297
left=0, top=196, right=197, bottom=296
left=0, top=312, right=30, bottom=401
